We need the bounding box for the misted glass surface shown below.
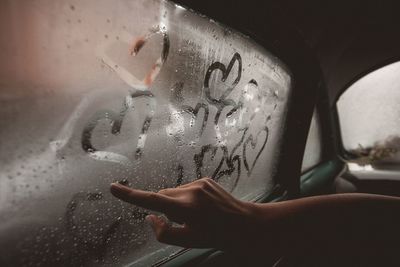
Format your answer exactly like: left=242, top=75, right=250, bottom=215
left=337, top=61, right=400, bottom=166
left=0, top=0, right=292, bottom=266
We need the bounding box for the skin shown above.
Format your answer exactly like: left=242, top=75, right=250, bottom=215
left=110, top=177, right=400, bottom=265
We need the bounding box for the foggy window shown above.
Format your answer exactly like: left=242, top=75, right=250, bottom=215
left=337, top=61, right=400, bottom=166
left=0, top=0, right=292, bottom=266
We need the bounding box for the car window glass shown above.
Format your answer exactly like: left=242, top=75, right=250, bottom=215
left=337, top=61, right=400, bottom=167
left=0, top=0, right=292, bottom=266
left=301, top=109, right=323, bottom=172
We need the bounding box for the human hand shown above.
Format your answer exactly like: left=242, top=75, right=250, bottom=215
left=110, top=177, right=263, bottom=251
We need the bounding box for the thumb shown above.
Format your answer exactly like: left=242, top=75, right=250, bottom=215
left=145, top=214, right=197, bottom=247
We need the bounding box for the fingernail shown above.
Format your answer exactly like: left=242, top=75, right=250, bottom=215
left=110, top=183, right=127, bottom=195
left=110, top=182, right=124, bottom=189
left=118, top=179, right=129, bottom=186
left=110, top=183, right=119, bottom=189
left=145, top=215, right=155, bottom=228
left=159, top=214, right=172, bottom=227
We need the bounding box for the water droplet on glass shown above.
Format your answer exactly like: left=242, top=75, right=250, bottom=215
left=189, top=118, right=195, bottom=127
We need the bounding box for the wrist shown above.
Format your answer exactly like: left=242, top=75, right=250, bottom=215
left=244, top=201, right=274, bottom=225
left=233, top=201, right=281, bottom=254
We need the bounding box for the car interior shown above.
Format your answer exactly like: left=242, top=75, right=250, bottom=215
left=1, top=0, right=400, bottom=266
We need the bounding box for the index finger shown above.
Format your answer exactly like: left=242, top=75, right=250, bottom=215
left=110, top=183, right=182, bottom=214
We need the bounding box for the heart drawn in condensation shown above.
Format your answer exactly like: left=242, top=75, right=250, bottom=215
left=243, top=126, right=269, bottom=176
left=167, top=82, right=210, bottom=141
left=203, top=52, right=242, bottom=124
left=83, top=25, right=170, bottom=165
left=81, top=91, right=155, bottom=166
left=223, top=78, right=265, bottom=134
left=96, top=25, right=170, bottom=90
left=194, top=144, right=241, bottom=192
left=181, top=102, right=210, bottom=140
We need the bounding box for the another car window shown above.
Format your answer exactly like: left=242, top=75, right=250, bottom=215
left=301, top=109, right=323, bottom=172
left=0, top=0, right=292, bottom=266
left=337, top=61, right=400, bottom=167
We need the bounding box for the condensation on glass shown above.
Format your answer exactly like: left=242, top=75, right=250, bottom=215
left=0, top=0, right=292, bottom=266
left=301, top=109, right=323, bottom=172
left=337, top=61, right=400, bottom=166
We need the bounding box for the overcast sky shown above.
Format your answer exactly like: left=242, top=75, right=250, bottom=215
left=337, top=61, right=400, bottom=150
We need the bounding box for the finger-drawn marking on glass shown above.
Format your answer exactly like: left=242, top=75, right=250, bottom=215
left=82, top=25, right=170, bottom=164
left=169, top=82, right=209, bottom=141
left=77, top=47, right=279, bottom=263
left=83, top=45, right=278, bottom=192
left=243, top=126, right=269, bottom=176
left=97, top=25, right=169, bottom=89
left=203, top=52, right=242, bottom=124
left=0, top=1, right=290, bottom=266
left=194, top=128, right=247, bottom=191
left=81, top=91, right=155, bottom=164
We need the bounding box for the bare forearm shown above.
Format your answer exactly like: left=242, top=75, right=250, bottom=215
left=110, top=179, right=400, bottom=262
left=248, top=193, right=400, bottom=255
